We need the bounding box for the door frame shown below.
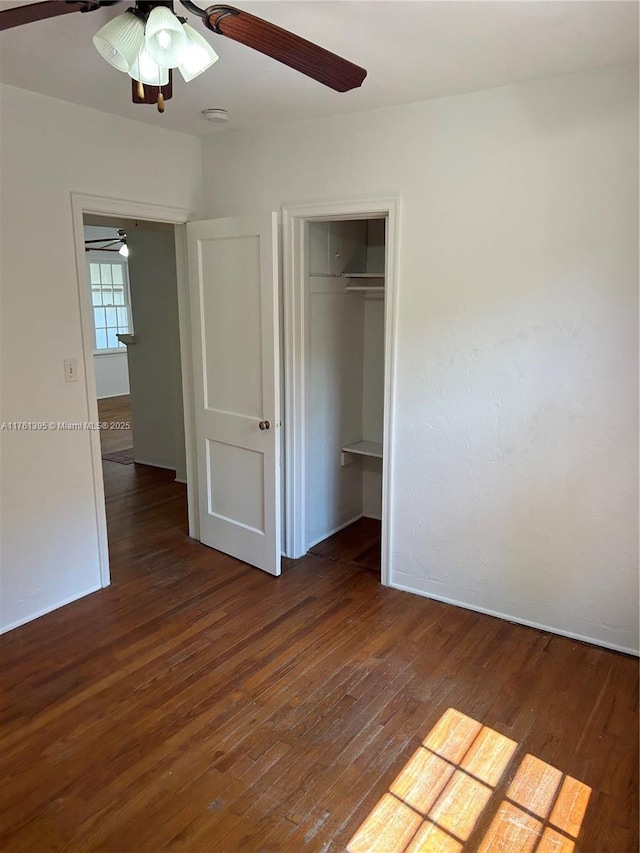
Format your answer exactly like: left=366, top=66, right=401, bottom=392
left=282, top=197, right=401, bottom=586
left=70, top=192, right=199, bottom=588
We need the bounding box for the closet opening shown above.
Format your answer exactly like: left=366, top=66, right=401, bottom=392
left=304, top=217, right=386, bottom=576
left=283, top=197, right=399, bottom=586
left=282, top=197, right=400, bottom=586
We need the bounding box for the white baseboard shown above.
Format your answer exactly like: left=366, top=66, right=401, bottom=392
left=307, top=513, right=363, bottom=551
left=130, top=457, right=185, bottom=483
left=133, top=457, right=176, bottom=472
left=390, top=580, right=639, bottom=657
left=0, top=584, right=102, bottom=635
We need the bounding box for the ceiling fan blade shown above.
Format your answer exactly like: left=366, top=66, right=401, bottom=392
left=0, top=1, right=119, bottom=32
left=203, top=5, right=367, bottom=93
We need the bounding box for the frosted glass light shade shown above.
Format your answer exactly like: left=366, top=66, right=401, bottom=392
left=145, top=6, right=189, bottom=68
left=178, top=23, right=219, bottom=82
left=128, top=46, right=169, bottom=86
left=92, top=11, right=145, bottom=73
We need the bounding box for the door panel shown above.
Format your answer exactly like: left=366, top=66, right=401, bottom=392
left=187, top=214, right=280, bottom=576
left=206, top=439, right=265, bottom=532
left=200, top=234, right=263, bottom=417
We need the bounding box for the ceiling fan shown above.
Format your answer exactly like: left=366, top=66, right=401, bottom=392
left=0, top=0, right=367, bottom=112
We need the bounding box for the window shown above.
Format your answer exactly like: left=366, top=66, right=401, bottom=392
left=88, top=260, right=132, bottom=351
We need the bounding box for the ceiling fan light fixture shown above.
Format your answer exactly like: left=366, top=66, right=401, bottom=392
left=117, top=229, right=129, bottom=257
left=128, top=45, right=169, bottom=86
left=178, top=22, right=219, bottom=82
left=144, top=5, right=189, bottom=68
left=2, top=0, right=367, bottom=117
left=92, top=10, right=145, bottom=73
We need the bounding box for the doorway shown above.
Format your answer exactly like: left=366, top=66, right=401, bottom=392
left=304, top=217, right=385, bottom=575
left=282, top=198, right=401, bottom=586
left=71, top=193, right=197, bottom=588
left=84, top=214, right=187, bottom=479
left=83, top=217, right=135, bottom=462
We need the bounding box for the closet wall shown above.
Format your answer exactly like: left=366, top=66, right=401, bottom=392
left=361, top=219, right=385, bottom=520
left=305, top=219, right=385, bottom=549
left=362, top=297, right=384, bottom=518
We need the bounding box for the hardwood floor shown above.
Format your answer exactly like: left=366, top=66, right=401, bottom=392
left=0, top=464, right=637, bottom=852
left=311, top=518, right=381, bottom=575
left=97, top=394, right=133, bottom=455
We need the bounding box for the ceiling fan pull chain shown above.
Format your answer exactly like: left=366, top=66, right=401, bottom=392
left=157, top=91, right=165, bottom=113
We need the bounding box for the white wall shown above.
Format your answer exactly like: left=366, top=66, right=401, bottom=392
left=362, top=299, right=384, bottom=445
left=362, top=217, right=386, bottom=519
left=201, top=66, right=639, bottom=653
left=0, top=84, right=202, bottom=632
left=362, top=297, right=384, bottom=519
left=94, top=352, right=130, bottom=399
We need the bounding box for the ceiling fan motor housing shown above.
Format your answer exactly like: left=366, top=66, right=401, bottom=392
left=75, top=1, right=121, bottom=12
left=135, top=0, right=175, bottom=15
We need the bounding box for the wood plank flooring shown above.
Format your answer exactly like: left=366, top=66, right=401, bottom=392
left=310, top=518, right=381, bottom=575
left=0, top=463, right=637, bottom=852
left=97, top=394, right=133, bottom=455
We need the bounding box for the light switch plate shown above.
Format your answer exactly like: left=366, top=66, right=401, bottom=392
left=64, top=359, right=78, bottom=383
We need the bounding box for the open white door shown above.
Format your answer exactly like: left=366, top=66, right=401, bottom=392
left=187, top=214, right=281, bottom=576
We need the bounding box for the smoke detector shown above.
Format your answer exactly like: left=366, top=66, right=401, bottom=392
left=202, top=108, right=229, bottom=123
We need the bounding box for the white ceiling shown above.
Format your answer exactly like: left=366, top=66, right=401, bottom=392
left=0, top=0, right=637, bottom=137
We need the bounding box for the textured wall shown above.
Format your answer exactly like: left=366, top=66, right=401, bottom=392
left=200, top=67, right=639, bottom=652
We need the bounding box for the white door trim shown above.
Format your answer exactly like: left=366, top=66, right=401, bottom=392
left=282, top=197, right=401, bottom=587
left=70, top=192, right=198, bottom=588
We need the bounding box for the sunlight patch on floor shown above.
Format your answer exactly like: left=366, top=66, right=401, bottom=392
left=347, top=708, right=591, bottom=853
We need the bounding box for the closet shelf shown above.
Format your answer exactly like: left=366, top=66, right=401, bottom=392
left=342, top=441, right=383, bottom=459
left=343, top=272, right=385, bottom=296
left=341, top=272, right=385, bottom=279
